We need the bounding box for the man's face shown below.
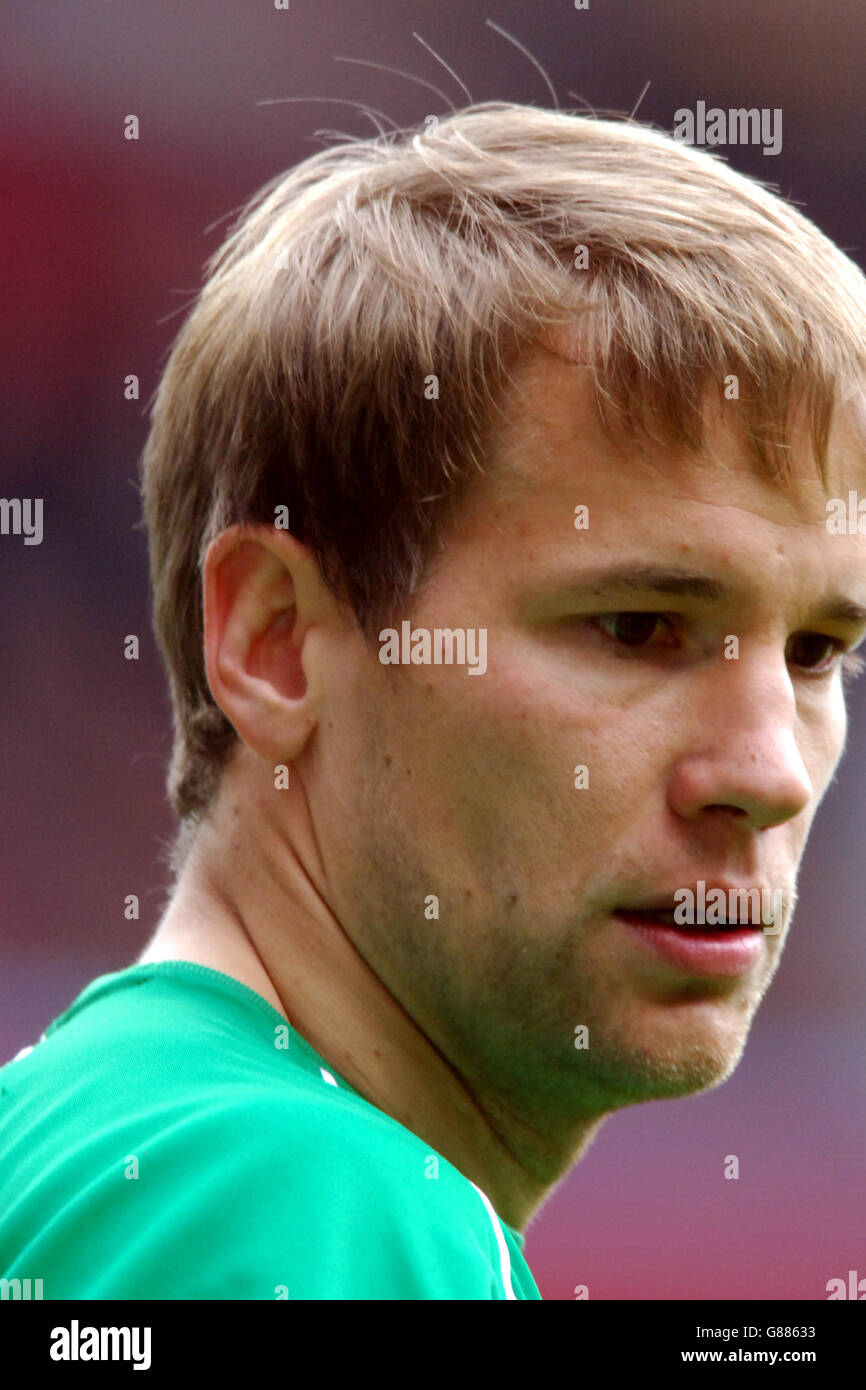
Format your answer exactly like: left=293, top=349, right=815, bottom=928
left=314, top=348, right=866, bottom=1123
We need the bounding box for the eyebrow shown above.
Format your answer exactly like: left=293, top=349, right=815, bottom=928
left=566, top=565, right=866, bottom=626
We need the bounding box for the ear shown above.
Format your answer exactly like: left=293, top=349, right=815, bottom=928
left=202, top=523, right=336, bottom=764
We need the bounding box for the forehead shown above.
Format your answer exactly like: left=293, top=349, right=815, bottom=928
left=479, top=343, right=866, bottom=528
left=416, top=346, right=866, bottom=623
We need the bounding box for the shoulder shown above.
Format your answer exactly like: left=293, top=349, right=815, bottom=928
left=0, top=975, right=522, bottom=1298
left=86, top=1086, right=511, bottom=1300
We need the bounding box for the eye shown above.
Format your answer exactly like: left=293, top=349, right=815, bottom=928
left=590, top=617, right=866, bottom=682
left=593, top=612, right=676, bottom=648
left=786, top=632, right=866, bottom=681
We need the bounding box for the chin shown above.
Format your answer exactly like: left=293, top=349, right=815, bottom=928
left=582, top=1015, right=752, bottom=1106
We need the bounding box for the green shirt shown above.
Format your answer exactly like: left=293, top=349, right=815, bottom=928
left=0, top=961, right=541, bottom=1300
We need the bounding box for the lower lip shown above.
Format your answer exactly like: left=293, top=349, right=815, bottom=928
left=612, top=912, right=766, bottom=977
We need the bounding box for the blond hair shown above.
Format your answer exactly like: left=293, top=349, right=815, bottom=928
left=139, top=101, right=866, bottom=857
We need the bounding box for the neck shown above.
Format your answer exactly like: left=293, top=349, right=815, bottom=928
left=137, top=769, right=608, bottom=1231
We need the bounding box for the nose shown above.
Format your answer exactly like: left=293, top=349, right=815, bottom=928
left=666, top=660, right=815, bottom=831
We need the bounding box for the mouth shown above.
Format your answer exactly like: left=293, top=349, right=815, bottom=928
left=614, top=908, right=763, bottom=932
left=611, top=908, right=767, bottom=977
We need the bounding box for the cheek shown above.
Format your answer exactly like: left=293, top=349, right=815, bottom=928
left=799, top=693, right=849, bottom=804
left=382, top=663, right=649, bottom=873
